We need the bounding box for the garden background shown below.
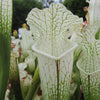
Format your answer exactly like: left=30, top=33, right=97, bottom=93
left=13, top=0, right=86, bottom=31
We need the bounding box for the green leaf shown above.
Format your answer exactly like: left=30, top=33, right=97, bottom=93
left=0, top=0, right=12, bottom=99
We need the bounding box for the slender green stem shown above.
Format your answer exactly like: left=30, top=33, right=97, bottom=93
left=25, top=66, right=40, bottom=100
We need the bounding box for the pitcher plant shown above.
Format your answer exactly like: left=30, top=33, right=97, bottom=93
left=26, top=3, right=82, bottom=100
left=76, top=26, right=100, bottom=100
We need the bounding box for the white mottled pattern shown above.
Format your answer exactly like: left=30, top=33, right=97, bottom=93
left=77, top=26, right=100, bottom=100
left=27, top=3, right=80, bottom=100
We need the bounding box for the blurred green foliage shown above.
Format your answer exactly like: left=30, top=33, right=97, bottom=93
left=13, top=0, right=43, bottom=30
left=95, top=28, right=100, bottom=40
left=63, top=0, right=86, bottom=17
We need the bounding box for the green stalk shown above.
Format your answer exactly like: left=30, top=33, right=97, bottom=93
left=71, top=47, right=82, bottom=100
left=0, top=0, right=12, bottom=99
left=25, top=66, right=40, bottom=100
left=95, top=27, right=100, bottom=40
left=9, top=53, right=23, bottom=100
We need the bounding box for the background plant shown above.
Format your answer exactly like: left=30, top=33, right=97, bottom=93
left=63, top=0, right=86, bottom=17
left=71, top=25, right=100, bottom=100
left=77, top=26, right=100, bottom=100
left=13, top=0, right=43, bottom=30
